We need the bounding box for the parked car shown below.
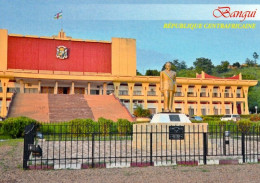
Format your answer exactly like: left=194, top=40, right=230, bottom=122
left=220, top=114, right=240, bottom=122
left=189, top=116, right=203, bottom=121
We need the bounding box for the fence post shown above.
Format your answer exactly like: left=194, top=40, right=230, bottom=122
left=203, top=133, right=207, bottom=165
left=150, top=132, right=152, bottom=165
left=23, top=123, right=35, bottom=169
left=242, top=133, right=245, bottom=163
left=92, top=133, right=95, bottom=167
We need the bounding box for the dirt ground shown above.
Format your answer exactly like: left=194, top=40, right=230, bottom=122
left=1, top=139, right=260, bottom=183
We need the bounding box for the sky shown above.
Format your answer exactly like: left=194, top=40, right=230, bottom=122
left=0, top=0, right=259, bottom=74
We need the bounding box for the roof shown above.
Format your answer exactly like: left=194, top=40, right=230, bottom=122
left=196, top=72, right=240, bottom=80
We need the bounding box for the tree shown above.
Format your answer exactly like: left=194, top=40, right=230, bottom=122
left=232, top=62, right=240, bottom=68
left=193, top=57, right=214, bottom=74
left=253, top=52, right=259, bottom=65
left=215, top=61, right=230, bottom=73
left=145, top=69, right=160, bottom=76
left=245, top=58, right=255, bottom=67
left=161, top=59, right=187, bottom=71
left=136, top=70, right=142, bottom=76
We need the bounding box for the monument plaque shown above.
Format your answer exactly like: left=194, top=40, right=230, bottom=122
left=169, top=126, right=185, bottom=140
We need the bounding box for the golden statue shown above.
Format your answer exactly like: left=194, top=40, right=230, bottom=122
left=160, top=62, right=176, bottom=112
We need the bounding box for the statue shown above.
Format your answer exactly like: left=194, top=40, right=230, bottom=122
left=160, top=62, right=176, bottom=112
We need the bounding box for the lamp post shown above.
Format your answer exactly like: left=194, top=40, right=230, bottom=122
left=255, top=106, right=258, bottom=114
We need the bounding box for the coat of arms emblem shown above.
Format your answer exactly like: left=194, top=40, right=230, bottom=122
left=56, top=46, right=68, bottom=59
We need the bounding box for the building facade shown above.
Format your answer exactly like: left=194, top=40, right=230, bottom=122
left=0, top=29, right=257, bottom=118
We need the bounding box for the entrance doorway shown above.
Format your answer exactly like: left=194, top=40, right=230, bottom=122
left=58, top=87, right=70, bottom=94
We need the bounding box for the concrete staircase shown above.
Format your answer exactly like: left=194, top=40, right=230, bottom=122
left=48, top=94, right=94, bottom=122
left=7, top=93, right=50, bottom=122
left=84, top=95, right=134, bottom=122
left=8, top=94, right=134, bottom=122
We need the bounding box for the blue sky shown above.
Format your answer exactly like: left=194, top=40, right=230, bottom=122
left=0, top=0, right=259, bottom=74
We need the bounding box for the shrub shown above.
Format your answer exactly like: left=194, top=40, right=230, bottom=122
left=133, top=105, right=151, bottom=117
left=237, top=119, right=252, bottom=134
left=68, top=118, right=95, bottom=137
left=250, top=114, right=260, bottom=122
left=1, top=116, right=38, bottom=138
left=117, top=119, right=133, bottom=134
left=97, top=117, right=114, bottom=135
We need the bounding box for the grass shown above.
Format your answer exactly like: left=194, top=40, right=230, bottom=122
left=0, top=138, right=23, bottom=147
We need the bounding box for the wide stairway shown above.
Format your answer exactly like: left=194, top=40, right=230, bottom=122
left=7, top=93, right=134, bottom=122
left=84, top=95, right=133, bottom=122
left=7, top=93, right=50, bottom=122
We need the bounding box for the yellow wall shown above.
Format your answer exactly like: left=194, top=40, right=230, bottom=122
left=111, top=38, right=136, bottom=76
left=0, top=29, right=8, bottom=71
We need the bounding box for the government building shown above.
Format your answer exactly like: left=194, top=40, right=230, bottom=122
left=0, top=29, right=257, bottom=121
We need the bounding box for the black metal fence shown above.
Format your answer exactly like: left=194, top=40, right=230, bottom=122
left=23, top=123, right=260, bottom=169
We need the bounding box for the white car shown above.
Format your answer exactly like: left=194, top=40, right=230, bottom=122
left=220, top=114, right=240, bottom=122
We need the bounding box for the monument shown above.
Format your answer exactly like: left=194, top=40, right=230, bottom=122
left=133, top=62, right=208, bottom=154
left=160, top=62, right=176, bottom=112
left=151, top=62, right=191, bottom=123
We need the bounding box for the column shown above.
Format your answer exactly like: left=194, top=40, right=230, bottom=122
left=103, top=83, right=107, bottom=95
left=208, top=85, right=214, bottom=115
left=20, top=80, right=24, bottom=93
left=70, top=82, right=75, bottom=94
left=113, top=82, right=120, bottom=97
left=231, top=86, right=237, bottom=114
left=142, top=83, right=149, bottom=109
left=99, top=86, right=102, bottom=95
left=241, top=102, right=244, bottom=115
left=156, top=83, right=162, bottom=113
left=182, top=85, right=189, bottom=114
left=54, top=81, right=58, bottom=94
left=87, top=82, right=91, bottom=95
left=220, top=86, right=226, bottom=115
left=195, top=85, right=202, bottom=116
left=38, top=81, right=41, bottom=93
left=128, top=82, right=135, bottom=114
left=243, top=86, right=249, bottom=114
left=0, top=78, right=9, bottom=117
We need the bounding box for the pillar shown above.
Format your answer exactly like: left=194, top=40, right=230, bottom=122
left=182, top=85, right=189, bottom=114
left=195, top=85, right=202, bottom=116
left=87, top=82, right=91, bottom=95
left=54, top=81, right=58, bottom=94
left=70, top=82, right=74, bottom=94
left=99, top=86, right=102, bottom=95
left=37, top=81, right=41, bottom=93
left=142, top=83, right=149, bottom=109
left=231, top=86, right=237, bottom=114
left=220, top=86, right=226, bottom=115
left=0, top=78, right=9, bottom=117
left=113, top=82, right=120, bottom=97
left=103, top=83, right=107, bottom=95
left=241, top=102, right=244, bottom=115
left=243, top=86, right=249, bottom=114
left=208, top=85, right=214, bottom=115
left=128, top=82, right=135, bottom=114
left=20, top=80, right=24, bottom=93
left=156, top=83, right=162, bottom=113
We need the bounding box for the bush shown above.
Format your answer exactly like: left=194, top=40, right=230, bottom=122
left=68, top=118, right=95, bottom=137
left=133, top=105, right=151, bottom=117
left=1, top=116, right=38, bottom=138
left=97, top=117, right=113, bottom=135
left=237, top=119, right=252, bottom=134
left=117, top=119, right=133, bottom=134
left=250, top=114, right=260, bottom=122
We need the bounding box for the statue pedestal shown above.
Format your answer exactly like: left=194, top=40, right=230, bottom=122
left=132, top=123, right=208, bottom=151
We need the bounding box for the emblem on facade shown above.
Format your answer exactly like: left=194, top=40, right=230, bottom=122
left=56, top=46, right=68, bottom=59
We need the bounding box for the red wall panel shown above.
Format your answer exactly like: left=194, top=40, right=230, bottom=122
left=7, top=36, right=111, bottom=73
